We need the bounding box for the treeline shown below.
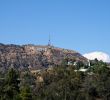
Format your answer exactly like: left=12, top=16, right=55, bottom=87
left=0, top=59, right=110, bottom=100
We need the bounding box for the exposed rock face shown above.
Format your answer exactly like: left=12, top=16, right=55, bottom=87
left=0, top=43, right=87, bottom=71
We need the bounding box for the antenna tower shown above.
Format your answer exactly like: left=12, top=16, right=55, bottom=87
left=48, top=34, right=51, bottom=46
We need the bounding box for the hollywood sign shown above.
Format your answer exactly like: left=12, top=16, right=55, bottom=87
left=36, top=48, right=47, bottom=51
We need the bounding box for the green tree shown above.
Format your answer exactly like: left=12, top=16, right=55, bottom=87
left=2, top=68, right=20, bottom=100
left=20, top=85, right=32, bottom=100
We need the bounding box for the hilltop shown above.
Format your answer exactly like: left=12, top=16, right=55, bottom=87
left=0, top=44, right=110, bottom=100
left=0, top=43, right=87, bottom=72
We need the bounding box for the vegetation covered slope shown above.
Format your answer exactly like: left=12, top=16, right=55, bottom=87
left=0, top=59, right=110, bottom=100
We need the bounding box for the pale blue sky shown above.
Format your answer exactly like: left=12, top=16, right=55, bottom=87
left=0, top=0, right=110, bottom=54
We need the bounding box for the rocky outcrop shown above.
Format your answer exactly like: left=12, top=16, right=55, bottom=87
left=0, top=43, right=87, bottom=72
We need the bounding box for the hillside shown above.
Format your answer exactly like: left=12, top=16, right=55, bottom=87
left=0, top=43, right=87, bottom=72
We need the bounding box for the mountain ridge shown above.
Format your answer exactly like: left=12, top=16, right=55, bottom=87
left=0, top=43, right=87, bottom=72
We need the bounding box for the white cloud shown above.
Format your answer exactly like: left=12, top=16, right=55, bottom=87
left=83, top=51, right=110, bottom=63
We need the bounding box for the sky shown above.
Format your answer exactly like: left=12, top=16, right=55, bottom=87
left=0, top=0, right=110, bottom=55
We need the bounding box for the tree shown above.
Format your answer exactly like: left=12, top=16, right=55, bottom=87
left=2, top=68, right=20, bottom=100
left=20, top=85, right=32, bottom=100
